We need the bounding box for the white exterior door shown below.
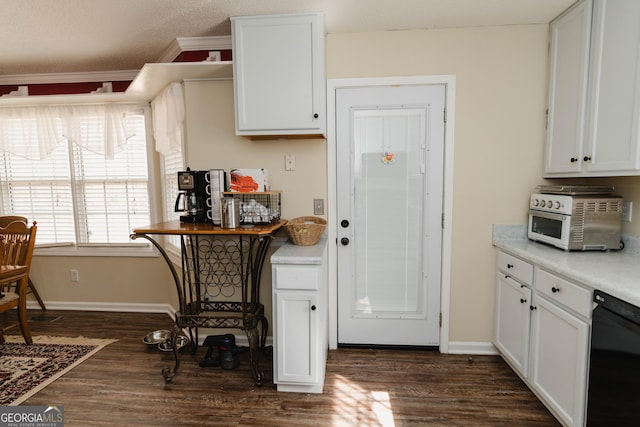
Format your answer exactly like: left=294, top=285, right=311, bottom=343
left=336, top=84, right=445, bottom=346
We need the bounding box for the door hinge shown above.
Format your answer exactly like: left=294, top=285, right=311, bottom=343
left=443, top=107, right=447, bottom=123
left=545, top=108, right=549, bottom=130
left=441, top=213, right=445, bottom=229
left=439, top=312, right=442, bottom=327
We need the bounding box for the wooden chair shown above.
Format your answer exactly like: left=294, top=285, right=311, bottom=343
left=0, top=216, right=45, bottom=310
left=0, top=220, right=37, bottom=344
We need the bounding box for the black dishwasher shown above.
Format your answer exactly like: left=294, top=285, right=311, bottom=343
left=587, top=290, right=640, bottom=426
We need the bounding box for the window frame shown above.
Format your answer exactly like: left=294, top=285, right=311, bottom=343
left=0, top=105, right=159, bottom=257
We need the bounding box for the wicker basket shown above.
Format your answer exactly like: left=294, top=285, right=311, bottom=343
left=284, top=216, right=327, bottom=246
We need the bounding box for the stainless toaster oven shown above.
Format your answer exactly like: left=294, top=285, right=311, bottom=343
left=528, top=186, right=623, bottom=251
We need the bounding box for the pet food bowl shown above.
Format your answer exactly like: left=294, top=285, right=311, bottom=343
left=158, top=334, right=190, bottom=352
left=142, top=330, right=171, bottom=345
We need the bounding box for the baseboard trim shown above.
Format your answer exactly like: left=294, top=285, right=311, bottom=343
left=26, top=301, right=274, bottom=347
left=27, top=300, right=175, bottom=316
left=25, top=301, right=494, bottom=356
left=447, top=341, right=498, bottom=355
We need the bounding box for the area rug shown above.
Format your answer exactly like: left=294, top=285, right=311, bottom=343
left=0, top=335, right=116, bottom=406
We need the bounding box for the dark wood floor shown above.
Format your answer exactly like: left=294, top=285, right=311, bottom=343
left=9, top=309, right=558, bottom=426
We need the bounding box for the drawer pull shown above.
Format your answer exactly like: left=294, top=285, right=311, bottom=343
left=520, top=298, right=527, bottom=304
left=507, top=264, right=514, bottom=269
left=552, top=286, right=560, bottom=293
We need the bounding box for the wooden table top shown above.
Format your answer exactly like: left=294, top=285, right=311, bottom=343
left=132, top=219, right=287, bottom=236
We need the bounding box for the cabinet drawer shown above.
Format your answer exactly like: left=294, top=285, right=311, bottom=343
left=535, top=267, right=592, bottom=318
left=273, top=265, right=320, bottom=290
left=496, top=251, right=533, bottom=285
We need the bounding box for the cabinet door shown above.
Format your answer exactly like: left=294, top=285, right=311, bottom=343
left=232, top=13, right=325, bottom=136
left=274, top=292, right=318, bottom=384
left=529, top=295, right=589, bottom=427
left=585, top=0, right=640, bottom=174
left=544, top=0, right=592, bottom=176
left=494, top=273, right=532, bottom=377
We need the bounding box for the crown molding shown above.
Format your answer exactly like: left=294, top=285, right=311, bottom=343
left=0, top=62, right=233, bottom=106
left=157, top=35, right=232, bottom=63
left=0, top=70, right=139, bottom=86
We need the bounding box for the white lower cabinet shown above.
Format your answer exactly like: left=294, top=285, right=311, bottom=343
left=494, top=250, right=591, bottom=427
left=529, top=293, right=589, bottom=427
left=274, top=291, right=319, bottom=385
left=271, top=240, right=327, bottom=393
left=494, top=272, right=532, bottom=377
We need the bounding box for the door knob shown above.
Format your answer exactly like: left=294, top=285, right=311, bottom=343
left=341, top=219, right=349, bottom=228
left=341, top=237, right=349, bottom=245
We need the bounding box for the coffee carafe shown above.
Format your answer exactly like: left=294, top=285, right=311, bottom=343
left=175, top=168, right=209, bottom=223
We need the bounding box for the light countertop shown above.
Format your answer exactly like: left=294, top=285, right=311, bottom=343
left=271, top=237, right=327, bottom=265
left=493, top=226, right=640, bottom=308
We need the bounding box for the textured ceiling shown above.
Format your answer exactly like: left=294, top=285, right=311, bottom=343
left=0, top=0, right=575, bottom=76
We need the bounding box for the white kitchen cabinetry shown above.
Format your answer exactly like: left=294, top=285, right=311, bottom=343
left=529, top=267, right=590, bottom=427
left=494, top=251, right=591, bottom=427
left=231, top=12, right=325, bottom=137
left=494, top=252, right=533, bottom=377
left=271, top=239, right=327, bottom=393
left=544, top=0, right=591, bottom=175
left=544, top=0, right=640, bottom=177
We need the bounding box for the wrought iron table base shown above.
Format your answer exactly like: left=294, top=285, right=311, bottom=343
left=130, top=220, right=283, bottom=386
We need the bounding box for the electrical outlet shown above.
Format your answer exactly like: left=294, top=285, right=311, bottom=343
left=623, top=201, right=633, bottom=222
left=313, top=199, right=324, bottom=215
left=70, top=269, right=80, bottom=282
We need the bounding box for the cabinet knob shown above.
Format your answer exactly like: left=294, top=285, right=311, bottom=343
left=530, top=305, right=537, bottom=311
left=507, top=264, right=514, bottom=269
left=570, top=157, right=578, bottom=163
left=311, top=305, right=316, bottom=311
left=341, top=237, right=350, bottom=245
left=583, top=156, right=592, bottom=162
left=313, top=113, right=319, bottom=119
left=520, top=298, right=527, bottom=304
left=551, top=286, right=560, bottom=293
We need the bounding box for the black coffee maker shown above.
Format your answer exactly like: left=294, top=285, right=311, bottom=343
left=175, top=168, right=209, bottom=223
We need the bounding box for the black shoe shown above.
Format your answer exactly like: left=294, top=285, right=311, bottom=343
left=199, top=354, right=220, bottom=367
left=202, top=334, right=235, bottom=348
left=199, top=342, right=220, bottom=368
left=220, top=348, right=239, bottom=370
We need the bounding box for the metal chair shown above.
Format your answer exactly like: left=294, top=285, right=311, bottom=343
left=0, top=216, right=45, bottom=310
left=0, top=220, right=37, bottom=344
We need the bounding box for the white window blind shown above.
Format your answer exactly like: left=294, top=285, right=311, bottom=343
left=161, top=148, right=183, bottom=223
left=0, top=110, right=151, bottom=246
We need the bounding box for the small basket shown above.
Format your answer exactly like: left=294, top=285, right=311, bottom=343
left=284, top=216, right=327, bottom=246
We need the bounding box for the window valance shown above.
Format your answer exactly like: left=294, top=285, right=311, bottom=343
left=0, top=103, right=143, bottom=160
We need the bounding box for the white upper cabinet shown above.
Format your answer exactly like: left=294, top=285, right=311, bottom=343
left=544, top=0, right=640, bottom=177
left=231, top=12, right=326, bottom=137
left=585, top=0, right=640, bottom=174
left=545, top=0, right=591, bottom=175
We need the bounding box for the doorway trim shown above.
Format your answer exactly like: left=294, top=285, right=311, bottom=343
left=326, top=75, right=456, bottom=352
